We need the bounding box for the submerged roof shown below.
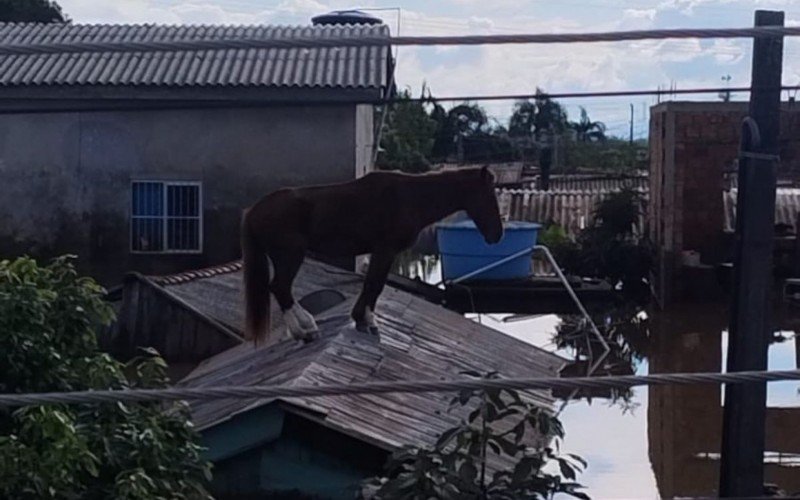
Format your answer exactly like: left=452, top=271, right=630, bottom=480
left=0, top=23, right=391, bottom=90
left=147, top=258, right=566, bottom=451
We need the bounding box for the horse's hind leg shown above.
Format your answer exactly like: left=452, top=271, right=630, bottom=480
left=269, top=244, right=318, bottom=342
left=353, top=250, right=395, bottom=336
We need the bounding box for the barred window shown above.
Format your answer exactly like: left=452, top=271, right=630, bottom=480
left=131, top=181, right=202, bottom=253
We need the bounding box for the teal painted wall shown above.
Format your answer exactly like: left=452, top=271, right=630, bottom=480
left=203, top=405, right=388, bottom=499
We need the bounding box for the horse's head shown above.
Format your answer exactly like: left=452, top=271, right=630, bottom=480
left=464, top=166, right=504, bottom=244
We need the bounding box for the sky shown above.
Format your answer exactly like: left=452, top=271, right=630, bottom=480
left=56, top=0, right=800, bottom=139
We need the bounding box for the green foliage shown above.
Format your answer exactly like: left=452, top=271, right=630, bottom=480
left=547, top=189, right=653, bottom=296
left=538, top=225, right=571, bottom=253
left=554, top=304, right=650, bottom=409
left=0, top=0, right=67, bottom=22
left=432, top=102, right=515, bottom=163
left=508, top=92, right=570, bottom=166
left=377, top=89, right=438, bottom=173
left=378, top=84, right=645, bottom=170
left=569, top=107, right=606, bottom=144
left=563, top=138, right=644, bottom=173
left=362, top=372, right=589, bottom=500
left=0, top=256, right=212, bottom=500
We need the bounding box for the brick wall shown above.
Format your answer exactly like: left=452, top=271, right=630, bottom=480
left=649, top=101, right=800, bottom=304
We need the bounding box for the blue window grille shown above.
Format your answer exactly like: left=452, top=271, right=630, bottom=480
left=131, top=181, right=202, bottom=253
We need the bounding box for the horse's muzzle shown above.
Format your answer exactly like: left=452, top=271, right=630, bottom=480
left=485, top=230, right=504, bottom=245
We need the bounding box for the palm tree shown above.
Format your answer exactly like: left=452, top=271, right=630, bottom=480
left=508, top=90, right=569, bottom=165
left=570, top=107, right=607, bottom=143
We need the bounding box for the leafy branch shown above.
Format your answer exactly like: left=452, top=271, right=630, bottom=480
left=362, top=371, right=589, bottom=500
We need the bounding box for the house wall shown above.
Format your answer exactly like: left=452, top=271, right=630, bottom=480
left=648, top=101, right=800, bottom=304
left=204, top=406, right=387, bottom=500
left=0, top=104, right=359, bottom=285
left=102, top=274, right=241, bottom=379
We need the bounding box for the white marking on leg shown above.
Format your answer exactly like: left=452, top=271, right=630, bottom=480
left=294, top=304, right=319, bottom=333
left=283, top=304, right=319, bottom=341
left=364, top=307, right=378, bottom=329
left=283, top=306, right=305, bottom=340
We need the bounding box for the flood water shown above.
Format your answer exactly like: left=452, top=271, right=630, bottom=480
left=394, top=256, right=800, bottom=499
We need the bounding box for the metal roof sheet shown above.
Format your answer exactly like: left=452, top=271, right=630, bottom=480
left=148, top=258, right=565, bottom=453
left=0, top=22, right=391, bottom=90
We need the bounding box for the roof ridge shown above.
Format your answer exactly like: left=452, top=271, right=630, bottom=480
left=0, top=22, right=390, bottom=34
left=180, top=315, right=349, bottom=387
left=151, top=260, right=242, bottom=286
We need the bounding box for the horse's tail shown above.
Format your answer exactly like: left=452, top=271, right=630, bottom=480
left=241, top=209, right=270, bottom=344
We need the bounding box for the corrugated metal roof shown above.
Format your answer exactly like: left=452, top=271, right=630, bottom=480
left=498, top=188, right=649, bottom=238
left=151, top=258, right=565, bottom=453
left=501, top=186, right=800, bottom=237
left=724, top=188, right=800, bottom=232
left=0, top=23, right=390, bottom=89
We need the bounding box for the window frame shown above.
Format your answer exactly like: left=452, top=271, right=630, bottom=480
left=130, top=180, right=203, bottom=254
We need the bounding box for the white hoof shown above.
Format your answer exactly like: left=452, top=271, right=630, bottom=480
left=364, top=307, right=379, bottom=336
left=284, top=304, right=319, bottom=341
left=364, top=307, right=378, bottom=329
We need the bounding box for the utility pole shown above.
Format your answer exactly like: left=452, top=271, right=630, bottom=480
left=629, top=103, right=634, bottom=145
left=719, top=9, right=784, bottom=497
left=720, top=74, right=732, bottom=102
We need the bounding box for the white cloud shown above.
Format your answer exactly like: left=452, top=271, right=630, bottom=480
left=61, top=0, right=179, bottom=24
left=170, top=3, right=271, bottom=24
left=709, top=39, right=746, bottom=64
left=630, top=38, right=704, bottom=63
left=466, top=16, right=494, bottom=33
left=273, top=0, right=327, bottom=17
left=623, top=8, right=657, bottom=21
left=60, top=0, right=338, bottom=25
left=55, top=0, right=777, bottom=131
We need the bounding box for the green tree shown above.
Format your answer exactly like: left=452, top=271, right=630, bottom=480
left=377, top=89, right=437, bottom=173
left=508, top=91, right=568, bottom=141
left=0, top=256, right=212, bottom=499
left=0, top=0, right=68, bottom=22
left=569, top=107, right=606, bottom=143
left=363, top=372, right=589, bottom=499
left=548, top=189, right=653, bottom=296
left=428, top=94, right=451, bottom=162
left=508, top=90, right=569, bottom=189
left=532, top=91, right=568, bottom=141
left=508, top=100, right=537, bottom=139
left=563, top=137, right=646, bottom=173
left=429, top=102, right=516, bottom=164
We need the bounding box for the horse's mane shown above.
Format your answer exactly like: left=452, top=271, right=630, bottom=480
left=369, top=166, right=485, bottom=180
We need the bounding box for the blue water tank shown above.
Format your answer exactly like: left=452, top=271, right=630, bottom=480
left=312, top=10, right=383, bottom=26
left=436, top=220, right=541, bottom=281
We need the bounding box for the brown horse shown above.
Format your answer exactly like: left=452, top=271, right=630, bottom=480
left=241, top=166, right=503, bottom=343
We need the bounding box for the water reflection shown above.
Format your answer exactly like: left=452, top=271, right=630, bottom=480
left=392, top=250, right=441, bottom=282
left=394, top=253, right=800, bottom=497
left=648, top=304, right=800, bottom=498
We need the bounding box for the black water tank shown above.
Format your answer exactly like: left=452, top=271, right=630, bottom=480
left=311, top=10, right=382, bottom=26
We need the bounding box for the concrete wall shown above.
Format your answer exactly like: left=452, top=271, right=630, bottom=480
left=0, top=104, right=360, bottom=284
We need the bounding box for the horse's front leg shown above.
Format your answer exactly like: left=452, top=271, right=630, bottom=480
left=352, top=250, right=395, bottom=336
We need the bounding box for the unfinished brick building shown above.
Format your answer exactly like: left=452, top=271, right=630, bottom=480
left=649, top=101, right=800, bottom=305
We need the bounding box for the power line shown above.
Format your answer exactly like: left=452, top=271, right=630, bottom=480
left=2, top=26, right=800, bottom=56
left=1, top=85, right=797, bottom=115
left=0, top=368, right=797, bottom=408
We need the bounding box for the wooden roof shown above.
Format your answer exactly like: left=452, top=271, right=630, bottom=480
left=150, top=258, right=566, bottom=451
